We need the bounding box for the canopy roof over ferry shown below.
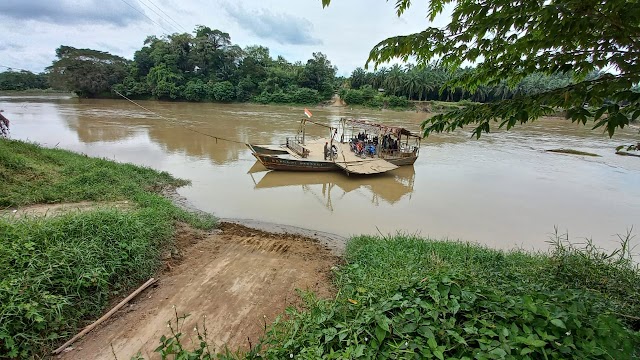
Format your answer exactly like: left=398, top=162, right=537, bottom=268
left=340, top=118, right=422, bottom=139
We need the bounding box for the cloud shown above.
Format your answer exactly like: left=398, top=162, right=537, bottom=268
left=0, top=0, right=145, bottom=26
left=0, top=41, right=24, bottom=52
left=221, top=3, right=321, bottom=46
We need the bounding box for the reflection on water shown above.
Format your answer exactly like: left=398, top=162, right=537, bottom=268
left=250, top=165, right=416, bottom=211
left=2, top=96, right=639, bottom=251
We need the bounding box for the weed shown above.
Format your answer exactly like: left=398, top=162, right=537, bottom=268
left=149, top=233, right=640, bottom=359
left=259, top=235, right=640, bottom=359
left=0, top=139, right=217, bottom=358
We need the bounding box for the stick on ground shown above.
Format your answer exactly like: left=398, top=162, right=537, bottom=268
left=52, top=277, right=158, bottom=355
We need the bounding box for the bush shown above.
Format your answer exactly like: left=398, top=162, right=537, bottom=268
left=343, top=86, right=378, bottom=106
left=209, top=81, right=236, bottom=102
left=250, top=87, right=320, bottom=104
left=183, top=79, right=207, bottom=102
left=365, top=94, right=385, bottom=108
left=290, top=87, right=321, bottom=104
left=112, top=76, right=150, bottom=99
left=343, top=89, right=365, bottom=105
left=154, top=80, right=182, bottom=100
left=236, top=77, right=257, bottom=102
left=386, top=95, right=410, bottom=108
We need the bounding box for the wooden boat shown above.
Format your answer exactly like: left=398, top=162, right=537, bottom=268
left=247, top=117, right=422, bottom=175
left=247, top=144, right=289, bottom=156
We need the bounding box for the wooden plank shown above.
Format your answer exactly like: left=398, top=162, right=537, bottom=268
left=335, top=158, right=398, bottom=175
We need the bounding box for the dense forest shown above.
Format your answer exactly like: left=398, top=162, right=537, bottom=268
left=0, top=25, right=626, bottom=108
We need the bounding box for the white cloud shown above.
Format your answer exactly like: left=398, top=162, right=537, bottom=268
left=0, top=0, right=453, bottom=76
left=0, top=0, right=144, bottom=26
left=221, top=3, right=321, bottom=46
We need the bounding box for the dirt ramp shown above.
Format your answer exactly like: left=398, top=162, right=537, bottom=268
left=61, top=222, right=338, bottom=359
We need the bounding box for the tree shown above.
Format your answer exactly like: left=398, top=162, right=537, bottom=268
left=209, top=81, right=235, bottom=102
left=0, top=71, right=48, bottom=91
left=350, top=68, right=367, bottom=89
left=147, top=63, right=183, bottom=100
left=383, top=64, right=404, bottom=96
left=298, top=52, right=337, bottom=99
left=47, top=46, right=129, bottom=97
left=322, top=0, right=640, bottom=139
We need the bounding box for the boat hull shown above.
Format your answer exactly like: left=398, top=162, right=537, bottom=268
left=253, top=153, right=339, bottom=172
left=387, top=156, right=418, bottom=166
left=246, top=144, right=289, bottom=155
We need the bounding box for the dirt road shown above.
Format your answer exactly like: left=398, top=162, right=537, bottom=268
left=60, top=222, right=338, bottom=359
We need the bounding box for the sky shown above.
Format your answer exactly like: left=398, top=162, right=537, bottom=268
left=0, top=0, right=452, bottom=76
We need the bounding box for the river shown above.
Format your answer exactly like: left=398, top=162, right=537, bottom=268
left=2, top=95, right=639, bottom=251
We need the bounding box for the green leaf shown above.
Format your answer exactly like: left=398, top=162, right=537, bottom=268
left=520, top=347, right=534, bottom=355
left=531, top=339, right=547, bottom=347
left=434, top=349, right=445, bottom=360
left=550, top=319, right=566, bottom=329
left=427, top=337, right=437, bottom=350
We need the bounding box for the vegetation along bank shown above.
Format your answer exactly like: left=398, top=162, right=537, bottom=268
left=0, top=139, right=216, bottom=358
left=1, top=139, right=640, bottom=359
left=149, top=232, right=640, bottom=359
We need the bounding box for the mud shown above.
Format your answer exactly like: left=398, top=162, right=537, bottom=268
left=59, top=222, right=339, bottom=360
left=1, top=201, right=132, bottom=218
left=162, top=187, right=348, bottom=255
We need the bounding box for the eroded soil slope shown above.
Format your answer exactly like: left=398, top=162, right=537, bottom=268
left=61, top=222, right=338, bottom=360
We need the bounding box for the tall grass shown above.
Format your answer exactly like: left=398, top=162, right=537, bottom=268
left=0, top=139, right=216, bottom=358
left=256, top=234, right=640, bottom=359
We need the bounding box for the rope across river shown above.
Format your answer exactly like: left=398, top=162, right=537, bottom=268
left=113, top=89, right=248, bottom=145
left=113, top=90, right=396, bottom=166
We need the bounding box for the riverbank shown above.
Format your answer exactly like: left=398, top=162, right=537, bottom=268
left=0, top=139, right=218, bottom=357
left=2, top=139, right=639, bottom=359
left=0, top=139, right=343, bottom=359
left=0, top=89, right=76, bottom=97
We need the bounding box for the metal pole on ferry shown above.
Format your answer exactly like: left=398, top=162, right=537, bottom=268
left=302, top=119, right=306, bottom=145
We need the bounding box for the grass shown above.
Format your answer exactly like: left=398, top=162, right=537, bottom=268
left=255, top=233, right=639, bottom=359
left=0, top=139, right=189, bottom=207
left=546, top=148, right=601, bottom=157
left=147, top=230, right=640, bottom=359
left=0, top=139, right=217, bottom=358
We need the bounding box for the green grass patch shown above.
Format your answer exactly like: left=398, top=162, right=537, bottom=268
left=546, top=148, right=601, bottom=157
left=256, top=233, right=640, bottom=359
left=0, top=139, right=189, bottom=207
left=0, top=139, right=216, bottom=358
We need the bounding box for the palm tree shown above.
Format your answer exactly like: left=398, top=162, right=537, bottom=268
left=350, top=67, right=366, bottom=89
left=384, top=64, right=404, bottom=95
left=403, top=71, right=420, bottom=100
left=471, top=85, right=489, bottom=102
left=373, top=67, right=389, bottom=90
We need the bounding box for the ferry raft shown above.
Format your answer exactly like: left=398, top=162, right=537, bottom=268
left=247, top=117, right=421, bottom=175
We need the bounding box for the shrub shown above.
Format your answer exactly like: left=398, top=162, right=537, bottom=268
left=258, top=235, right=640, bottom=359
left=209, top=81, right=236, bottom=102
left=290, top=87, right=321, bottom=104
left=183, top=79, right=207, bottom=102
left=386, top=95, right=410, bottom=108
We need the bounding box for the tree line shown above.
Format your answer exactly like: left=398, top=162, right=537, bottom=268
left=341, top=64, right=590, bottom=107
left=2, top=25, right=631, bottom=109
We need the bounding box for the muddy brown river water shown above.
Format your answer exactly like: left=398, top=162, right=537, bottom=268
left=2, top=95, right=639, bottom=251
